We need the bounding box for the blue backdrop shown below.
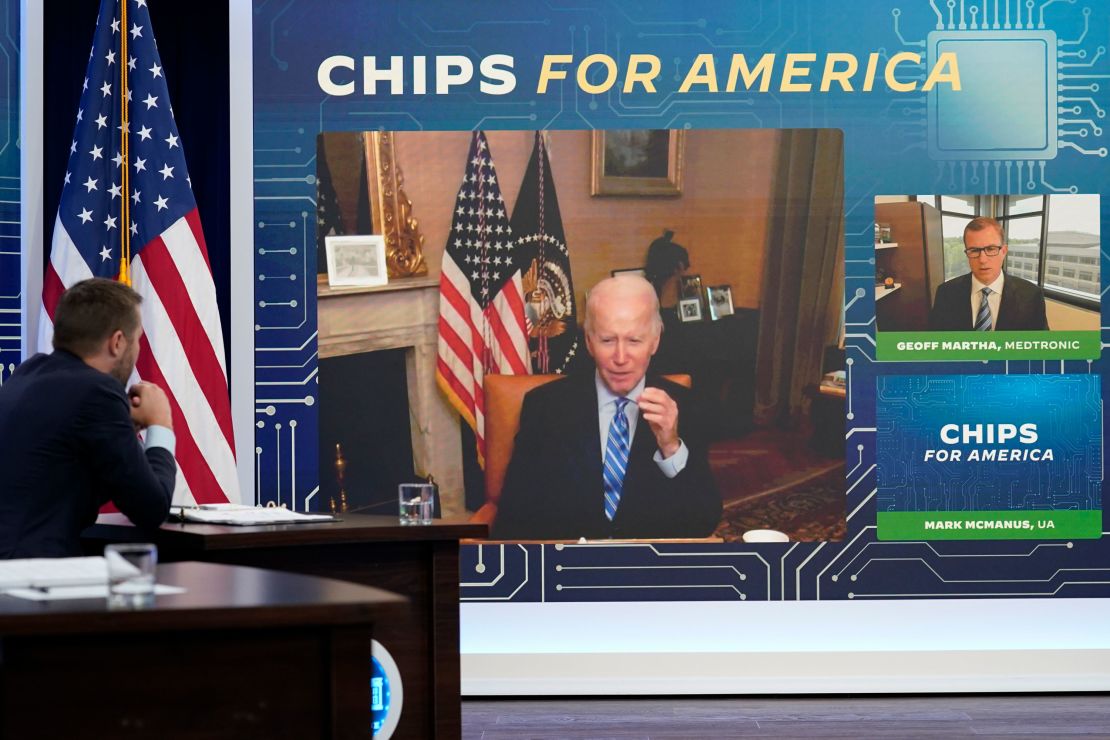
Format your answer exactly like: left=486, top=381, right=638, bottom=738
left=244, top=0, right=1108, bottom=603
left=0, top=0, right=18, bottom=386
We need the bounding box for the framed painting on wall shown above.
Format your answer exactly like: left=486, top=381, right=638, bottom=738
left=591, top=129, right=685, bottom=196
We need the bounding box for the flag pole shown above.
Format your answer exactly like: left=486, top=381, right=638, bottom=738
left=117, top=0, right=131, bottom=286
left=535, top=132, right=549, bottom=372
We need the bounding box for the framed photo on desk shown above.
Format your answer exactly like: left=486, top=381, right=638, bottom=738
left=707, top=285, right=734, bottom=320
left=678, top=297, right=703, bottom=322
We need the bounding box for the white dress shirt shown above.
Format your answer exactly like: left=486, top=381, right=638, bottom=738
left=143, top=425, right=176, bottom=455
left=969, top=272, right=1005, bottom=329
left=595, top=373, right=687, bottom=478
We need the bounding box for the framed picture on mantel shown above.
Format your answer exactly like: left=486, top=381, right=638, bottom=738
left=325, top=234, right=388, bottom=288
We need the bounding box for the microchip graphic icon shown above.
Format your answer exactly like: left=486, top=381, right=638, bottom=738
left=927, top=30, right=1058, bottom=160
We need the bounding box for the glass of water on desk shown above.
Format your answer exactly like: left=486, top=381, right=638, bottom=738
left=398, top=482, right=436, bottom=525
left=105, top=543, right=158, bottom=608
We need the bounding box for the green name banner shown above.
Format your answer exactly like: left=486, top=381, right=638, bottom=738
left=878, top=510, right=1102, bottom=540
left=876, top=331, right=1100, bottom=361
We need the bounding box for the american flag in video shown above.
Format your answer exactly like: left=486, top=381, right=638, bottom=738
left=436, top=131, right=531, bottom=466
left=38, top=0, right=239, bottom=504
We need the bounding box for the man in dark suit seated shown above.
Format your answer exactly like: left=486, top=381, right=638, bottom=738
left=928, top=216, right=1049, bottom=331
left=492, top=275, right=721, bottom=540
left=0, top=279, right=177, bottom=558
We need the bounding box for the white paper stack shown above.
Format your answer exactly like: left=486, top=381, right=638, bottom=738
left=175, top=504, right=335, bottom=526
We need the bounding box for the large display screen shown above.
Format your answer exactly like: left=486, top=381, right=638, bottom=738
left=245, top=0, right=1109, bottom=607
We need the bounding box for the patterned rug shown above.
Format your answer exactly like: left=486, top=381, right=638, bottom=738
left=713, top=460, right=847, bottom=543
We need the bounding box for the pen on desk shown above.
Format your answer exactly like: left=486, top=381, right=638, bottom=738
left=170, top=505, right=199, bottom=523
left=29, top=583, right=87, bottom=593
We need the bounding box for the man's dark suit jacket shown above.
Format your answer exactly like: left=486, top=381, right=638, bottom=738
left=0, top=351, right=177, bottom=558
left=928, top=272, right=1049, bottom=331
left=492, top=372, right=721, bottom=540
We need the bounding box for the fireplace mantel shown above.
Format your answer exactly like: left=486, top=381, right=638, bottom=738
left=318, top=275, right=464, bottom=517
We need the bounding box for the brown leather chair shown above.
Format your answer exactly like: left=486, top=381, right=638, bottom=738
left=473, top=373, right=692, bottom=526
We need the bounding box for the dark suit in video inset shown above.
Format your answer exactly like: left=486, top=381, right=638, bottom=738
left=928, top=216, right=1049, bottom=332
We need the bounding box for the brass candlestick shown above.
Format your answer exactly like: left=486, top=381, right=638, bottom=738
left=332, top=443, right=350, bottom=514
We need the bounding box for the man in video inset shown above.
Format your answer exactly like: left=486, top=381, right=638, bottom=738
left=492, top=275, right=721, bottom=540
left=0, top=278, right=177, bottom=558
left=928, top=216, right=1049, bottom=331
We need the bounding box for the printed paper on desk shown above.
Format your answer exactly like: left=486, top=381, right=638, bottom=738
left=177, top=507, right=336, bottom=526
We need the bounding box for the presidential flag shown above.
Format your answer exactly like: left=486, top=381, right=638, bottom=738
left=436, top=132, right=530, bottom=467
left=38, top=0, right=239, bottom=505
left=510, top=132, right=579, bottom=374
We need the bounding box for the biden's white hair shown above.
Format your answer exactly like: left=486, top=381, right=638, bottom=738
left=583, top=274, right=663, bottom=336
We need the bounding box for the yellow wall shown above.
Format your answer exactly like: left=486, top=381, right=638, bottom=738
left=324, top=129, right=781, bottom=312
left=1046, top=298, right=1100, bottom=330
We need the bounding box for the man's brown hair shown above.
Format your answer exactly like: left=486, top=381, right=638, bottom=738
left=963, top=216, right=1005, bottom=244
left=52, top=278, right=143, bottom=357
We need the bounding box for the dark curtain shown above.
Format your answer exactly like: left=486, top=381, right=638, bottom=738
left=43, top=0, right=231, bottom=371
left=754, top=130, right=845, bottom=427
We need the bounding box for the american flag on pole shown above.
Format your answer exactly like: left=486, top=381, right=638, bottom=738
left=436, top=132, right=530, bottom=467
left=37, top=0, right=239, bottom=505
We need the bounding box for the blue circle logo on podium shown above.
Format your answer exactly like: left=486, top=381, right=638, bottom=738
left=371, top=639, right=403, bottom=738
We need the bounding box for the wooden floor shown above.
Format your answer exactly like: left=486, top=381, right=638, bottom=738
left=462, top=695, right=1110, bottom=739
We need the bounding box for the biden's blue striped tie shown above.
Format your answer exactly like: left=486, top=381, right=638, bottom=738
left=603, top=398, right=631, bottom=521
left=975, top=287, right=993, bottom=331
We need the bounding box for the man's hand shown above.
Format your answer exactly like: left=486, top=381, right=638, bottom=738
left=637, top=386, right=680, bottom=458
left=129, top=382, right=173, bottom=431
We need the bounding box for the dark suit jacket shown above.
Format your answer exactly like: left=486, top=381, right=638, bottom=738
left=928, top=272, right=1049, bottom=331
left=0, top=351, right=177, bottom=558
left=492, top=372, right=721, bottom=540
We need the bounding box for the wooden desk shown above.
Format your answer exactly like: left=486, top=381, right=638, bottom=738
left=85, top=515, right=487, bottom=739
left=0, top=561, right=405, bottom=740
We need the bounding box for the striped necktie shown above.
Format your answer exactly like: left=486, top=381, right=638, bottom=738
left=603, top=398, right=631, bottom=521
left=975, top=287, right=993, bottom=331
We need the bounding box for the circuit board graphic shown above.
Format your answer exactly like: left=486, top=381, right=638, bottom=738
left=245, top=0, right=1110, bottom=603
